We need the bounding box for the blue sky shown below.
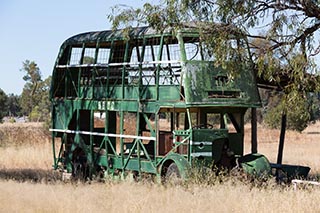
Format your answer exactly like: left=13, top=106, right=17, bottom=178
left=0, top=0, right=152, bottom=95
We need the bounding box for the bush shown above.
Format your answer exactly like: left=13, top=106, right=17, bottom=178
left=0, top=88, right=8, bottom=122
left=264, top=92, right=310, bottom=132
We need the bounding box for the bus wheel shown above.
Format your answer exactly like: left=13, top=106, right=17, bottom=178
left=72, top=148, right=89, bottom=181
left=165, top=163, right=181, bottom=183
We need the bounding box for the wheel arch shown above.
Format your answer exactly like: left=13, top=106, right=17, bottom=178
left=159, top=153, right=190, bottom=179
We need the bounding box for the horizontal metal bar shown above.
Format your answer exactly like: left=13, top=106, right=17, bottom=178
left=55, top=60, right=181, bottom=69
left=292, top=179, right=320, bottom=190
left=50, top=128, right=156, bottom=141
left=292, top=179, right=320, bottom=186
left=190, top=152, right=212, bottom=157
left=190, top=141, right=212, bottom=146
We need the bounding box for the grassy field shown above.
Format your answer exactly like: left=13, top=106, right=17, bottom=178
left=0, top=122, right=320, bottom=212
left=1, top=179, right=320, bottom=213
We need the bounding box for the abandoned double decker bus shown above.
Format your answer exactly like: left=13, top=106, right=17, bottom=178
left=50, top=24, right=270, bottom=180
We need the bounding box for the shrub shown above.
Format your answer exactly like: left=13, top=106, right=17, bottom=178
left=264, top=92, right=310, bottom=132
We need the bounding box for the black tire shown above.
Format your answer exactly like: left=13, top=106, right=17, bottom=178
left=72, top=161, right=88, bottom=180
left=71, top=149, right=89, bottom=181
left=165, top=163, right=181, bottom=182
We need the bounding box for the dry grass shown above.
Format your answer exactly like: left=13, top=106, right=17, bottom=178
left=0, top=122, right=51, bottom=170
left=0, top=122, right=56, bottom=182
left=0, top=179, right=320, bottom=213
left=0, top=122, right=50, bottom=147
left=0, top=144, right=52, bottom=169
left=0, top=122, right=320, bottom=212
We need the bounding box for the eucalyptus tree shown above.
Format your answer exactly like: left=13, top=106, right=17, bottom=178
left=20, top=60, right=51, bottom=123
left=20, top=60, right=42, bottom=116
left=108, top=0, right=320, bottom=131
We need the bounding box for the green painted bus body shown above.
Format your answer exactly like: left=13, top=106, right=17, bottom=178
left=50, top=25, right=262, bottom=179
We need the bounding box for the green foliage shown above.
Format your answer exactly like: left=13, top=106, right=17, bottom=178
left=29, top=106, right=40, bottom=122
left=20, top=60, right=42, bottom=115
left=0, top=88, right=8, bottom=122
left=28, top=76, right=51, bottom=123
left=8, top=117, right=16, bottom=123
left=7, top=94, right=21, bottom=117
left=20, top=60, right=51, bottom=124
left=307, top=93, right=320, bottom=122
left=83, top=56, right=95, bottom=64
left=264, top=92, right=310, bottom=132
left=22, top=60, right=41, bottom=83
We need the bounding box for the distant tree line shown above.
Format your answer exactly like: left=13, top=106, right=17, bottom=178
left=0, top=60, right=51, bottom=125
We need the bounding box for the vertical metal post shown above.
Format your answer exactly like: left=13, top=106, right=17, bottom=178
left=251, top=108, right=258, bottom=153
left=104, top=108, right=109, bottom=174
left=156, top=36, right=164, bottom=100
left=120, top=111, right=124, bottom=167
left=277, top=113, right=287, bottom=164
left=64, top=47, right=72, bottom=98
left=79, top=43, right=86, bottom=98
left=136, top=112, right=141, bottom=175
left=92, top=42, right=99, bottom=99
left=65, top=68, right=68, bottom=98
left=52, top=133, right=57, bottom=169
left=51, top=105, right=57, bottom=169
left=186, top=108, right=192, bottom=162
left=220, top=113, right=226, bottom=129
left=155, top=112, right=159, bottom=157
left=90, top=109, right=94, bottom=175
left=122, top=41, right=129, bottom=99
left=106, top=40, right=114, bottom=97
left=139, top=38, right=146, bottom=98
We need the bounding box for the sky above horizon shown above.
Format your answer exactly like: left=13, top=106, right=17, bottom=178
left=0, top=0, right=152, bottom=95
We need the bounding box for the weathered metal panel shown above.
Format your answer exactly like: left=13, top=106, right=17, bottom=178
left=52, top=100, right=76, bottom=130
left=192, top=129, right=229, bottom=163
left=158, top=86, right=181, bottom=101
left=183, top=61, right=261, bottom=107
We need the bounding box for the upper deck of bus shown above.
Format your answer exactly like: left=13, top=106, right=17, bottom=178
left=50, top=24, right=261, bottom=110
